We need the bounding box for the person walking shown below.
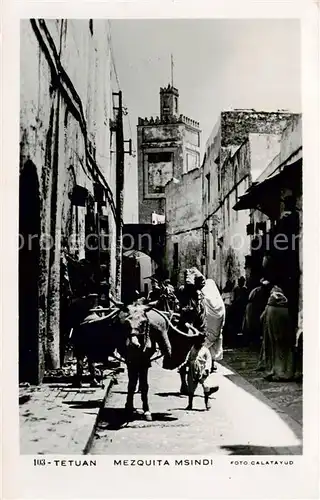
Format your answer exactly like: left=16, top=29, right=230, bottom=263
left=175, top=268, right=208, bottom=394
left=182, top=331, right=219, bottom=411
left=177, top=268, right=220, bottom=397
left=202, top=279, right=226, bottom=372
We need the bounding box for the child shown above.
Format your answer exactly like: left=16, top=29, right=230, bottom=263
left=183, top=331, right=220, bottom=410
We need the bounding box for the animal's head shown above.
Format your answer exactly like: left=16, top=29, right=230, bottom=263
left=123, top=303, right=150, bottom=337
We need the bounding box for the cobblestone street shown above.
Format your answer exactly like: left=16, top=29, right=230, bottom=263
left=91, top=361, right=302, bottom=455
left=222, top=347, right=303, bottom=426
left=19, top=365, right=121, bottom=454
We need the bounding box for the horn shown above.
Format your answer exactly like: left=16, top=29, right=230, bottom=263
left=185, top=323, right=199, bottom=334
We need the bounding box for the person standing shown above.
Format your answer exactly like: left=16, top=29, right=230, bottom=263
left=221, top=279, right=234, bottom=347
left=242, top=278, right=272, bottom=349
left=232, top=276, right=249, bottom=344
left=260, top=285, right=295, bottom=381
left=147, top=278, right=161, bottom=302
left=162, top=278, right=180, bottom=312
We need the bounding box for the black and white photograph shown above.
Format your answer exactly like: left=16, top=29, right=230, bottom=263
left=17, top=17, right=305, bottom=458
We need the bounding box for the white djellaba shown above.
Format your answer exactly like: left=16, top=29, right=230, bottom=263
left=202, top=279, right=226, bottom=362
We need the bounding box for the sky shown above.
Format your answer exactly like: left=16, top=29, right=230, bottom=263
left=108, top=19, right=301, bottom=223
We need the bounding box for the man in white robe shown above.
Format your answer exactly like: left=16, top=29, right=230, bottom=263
left=202, top=279, right=226, bottom=372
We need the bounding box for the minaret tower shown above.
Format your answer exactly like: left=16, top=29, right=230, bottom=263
left=160, top=84, right=179, bottom=121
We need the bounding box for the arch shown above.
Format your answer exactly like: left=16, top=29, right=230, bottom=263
left=121, top=250, right=158, bottom=304
left=122, top=223, right=166, bottom=266
left=19, top=160, right=41, bottom=383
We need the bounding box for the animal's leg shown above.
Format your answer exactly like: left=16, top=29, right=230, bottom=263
left=204, top=390, right=210, bottom=410
left=73, top=353, right=84, bottom=387
left=186, top=369, right=196, bottom=410
left=139, top=366, right=152, bottom=420
left=88, top=358, right=100, bottom=387
left=125, top=364, right=138, bottom=413
left=179, top=365, right=188, bottom=395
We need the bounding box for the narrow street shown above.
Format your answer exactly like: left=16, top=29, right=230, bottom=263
left=91, top=362, right=302, bottom=455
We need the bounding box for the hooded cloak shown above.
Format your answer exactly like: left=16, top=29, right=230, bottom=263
left=202, top=279, right=225, bottom=361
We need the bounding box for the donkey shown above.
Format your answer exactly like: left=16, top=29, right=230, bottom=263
left=122, top=303, right=172, bottom=421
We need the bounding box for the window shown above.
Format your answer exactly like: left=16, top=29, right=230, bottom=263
left=174, top=97, right=178, bottom=113
left=203, top=225, right=208, bottom=257
left=227, top=196, right=230, bottom=227
left=212, top=226, right=216, bottom=260
left=234, top=163, right=239, bottom=222
left=186, top=151, right=199, bottom=172
left=218, top=165, right=221, bottom=193
left=206, top=173, right=211, bottom=203
left=98, top=215, right=110, bottom=268
left=173, top=243, right=179, bottom=269
left=144, top=150, right=174, bottom=198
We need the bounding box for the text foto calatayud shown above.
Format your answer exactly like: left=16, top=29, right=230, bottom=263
left=113, top=459, right=214, bottom=467
left=231, top=460, right=294, bottom=466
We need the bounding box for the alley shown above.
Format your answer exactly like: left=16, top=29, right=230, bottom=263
left=90, top=362, right=302, bottom=455
left=17, top=17, right=305, bottom=462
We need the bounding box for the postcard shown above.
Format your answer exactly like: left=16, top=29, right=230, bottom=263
left=1, top=1, right=319, bottom=498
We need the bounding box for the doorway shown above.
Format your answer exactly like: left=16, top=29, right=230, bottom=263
left=19, top=160, right=41, bottom=383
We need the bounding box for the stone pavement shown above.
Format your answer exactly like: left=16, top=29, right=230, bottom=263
left=90, top=362, right=302, bottom=455
left=19, top=366, right=121, bottom=455
left=222, top=347, right=303, bottom=426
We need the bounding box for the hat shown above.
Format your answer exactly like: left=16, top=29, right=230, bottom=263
left=185, top=267, right=205, bottom=288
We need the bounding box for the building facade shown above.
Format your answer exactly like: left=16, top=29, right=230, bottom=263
left=234, top=114, right=302, bottom=337
left=137, top=84, right=201, bottom=224
left=202, top=110, right=299, bottom=290
left=19, top=19, right=120, bottom=383
left=165, top=167, right=203, bottom=286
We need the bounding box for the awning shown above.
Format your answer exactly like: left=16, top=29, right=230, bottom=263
left=233, top=158, right=302, bottom=217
